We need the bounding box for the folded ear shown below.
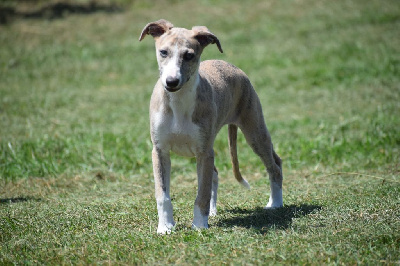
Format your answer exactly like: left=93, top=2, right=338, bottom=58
left=192, top=26, right=223, bottom=53
left=139, top=19, right=174, bottom=41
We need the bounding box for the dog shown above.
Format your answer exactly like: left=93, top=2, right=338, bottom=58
left=139, top=19, right=283, bottom=234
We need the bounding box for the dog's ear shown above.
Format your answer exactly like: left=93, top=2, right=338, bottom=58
left=192, top=26, right=223, bottom=53
left=139, top=19, right=174, bottom=41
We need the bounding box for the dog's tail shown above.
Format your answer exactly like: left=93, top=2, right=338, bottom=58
left=228, top=124, right=250, bottom=189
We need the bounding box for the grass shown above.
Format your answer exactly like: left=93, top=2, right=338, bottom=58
left=1, top=0, right=399, bottom=264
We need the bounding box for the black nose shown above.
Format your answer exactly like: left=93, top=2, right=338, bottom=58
left=166, top=77, right=180, bottom=88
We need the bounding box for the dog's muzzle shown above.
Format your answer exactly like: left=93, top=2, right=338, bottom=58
left=165, top=77, right=181, bottom=92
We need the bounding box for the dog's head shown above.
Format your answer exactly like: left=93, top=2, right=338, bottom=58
left=139, top=19, right=223, bottom=92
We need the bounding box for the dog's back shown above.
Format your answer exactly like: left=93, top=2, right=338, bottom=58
left=199, top=59, right=262, bottom=128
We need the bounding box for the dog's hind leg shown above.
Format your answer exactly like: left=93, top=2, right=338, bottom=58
left=238, top=103, right=283, bottom=209
left=264, top=147, right=283, bottom=208
left=209, top=166, right=218, bottom=216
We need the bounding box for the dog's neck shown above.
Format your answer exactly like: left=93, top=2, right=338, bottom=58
left=165, top=73, right=200, bottom=117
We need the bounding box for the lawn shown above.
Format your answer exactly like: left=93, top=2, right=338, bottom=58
left=1, top=0, right=399, bottom=264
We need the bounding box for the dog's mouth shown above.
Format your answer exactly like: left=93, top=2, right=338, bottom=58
left=165, top=86, right=181, bottom=92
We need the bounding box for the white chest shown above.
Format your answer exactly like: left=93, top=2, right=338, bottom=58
left=151, top=87, right=202, bottom=157
left=153, top=111, right=201, bottom=157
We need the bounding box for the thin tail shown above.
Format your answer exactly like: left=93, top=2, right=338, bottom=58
left=228, top=124, right=250, bottom=189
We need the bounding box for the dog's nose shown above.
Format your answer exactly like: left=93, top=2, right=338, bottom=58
left=166, top=76, right=180, bottom=88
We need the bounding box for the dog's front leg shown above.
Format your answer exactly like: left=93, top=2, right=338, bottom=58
left=193, top=149, right=215, bottom=229
left=152, top=147, right=175, bottom=234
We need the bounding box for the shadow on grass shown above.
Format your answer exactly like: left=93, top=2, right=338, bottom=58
left=0, top=1, right=123, bottom=24
left=0, top=197, right=41, bottom=204
left=216, top=204, right=321, bottom=234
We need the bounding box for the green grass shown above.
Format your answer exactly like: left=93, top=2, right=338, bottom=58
left=1, top=0, right=399, bottom=264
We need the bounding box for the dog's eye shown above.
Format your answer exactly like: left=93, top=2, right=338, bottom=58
left=160, top=50, right=168, bottom=58
left=183, top=52, right=195, bottom=61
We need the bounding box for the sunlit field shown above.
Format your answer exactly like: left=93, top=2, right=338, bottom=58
left=1, top=0, right=399, bottom=264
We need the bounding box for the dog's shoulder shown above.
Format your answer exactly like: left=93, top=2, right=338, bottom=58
left=200, top=59, right=238, bottom=72
left=199, top=60, right=249, bottom=87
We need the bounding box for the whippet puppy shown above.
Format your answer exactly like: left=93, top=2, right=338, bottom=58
left=139, top=19, right=283, bottom=234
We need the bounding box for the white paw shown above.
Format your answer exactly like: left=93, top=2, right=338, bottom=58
left=265, top=182, right=283, bottom=209
left=191, top=222, right=209, bottom=230
left=264, top=203, right=283, bottom=209
left=192, top=205, right=209, bottom=229
left=264, top=196, right=283, bottom=209
left=156, top=197, right=175, bottom=234
left=157, top=222, right=175, bottom=234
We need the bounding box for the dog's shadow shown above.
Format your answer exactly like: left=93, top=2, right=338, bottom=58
left=0, top=196, right=41, bottom=204
left=215, top=204, right=321, bottom=234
